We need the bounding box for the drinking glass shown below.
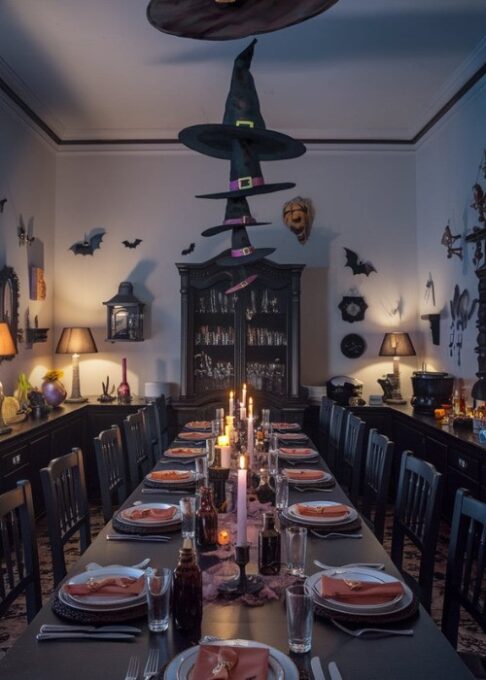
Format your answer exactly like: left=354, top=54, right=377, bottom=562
left=205, top=438, right=216, bottom=466
left=146, top=567, right=172, bottom=632
left=195, top=455, right=209, bottom=488
left=211, top=419, right=221, bottom=438
left=285, top=526, right=307, bottom=576
left=261, top=409, right=270, bottom=435
left=286, top=583, right=313, bottom=653
left=269, top=432, right=279, bottom=451
left=179, top=496, right=197, bottom=539
left=267, top=448, right=279, bottom=475
left=274, top=474, right=289, bottom=510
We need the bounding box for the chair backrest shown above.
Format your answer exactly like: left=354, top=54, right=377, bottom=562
left=93, top=424, right=129, bottom=523
left=326, top=403, right=346, bottom=474
left=441, top=488, right=486, bottom=648
left=339, top=413, right=366, bottom=505
left=318, top=396, right=334, bottom=454
left=0, top=480, right=41, bottom=622
left=361, top=429, right=394, bottom=544
left=144, top=396, right=169, bottom=463
left=40, top=448, right=91, bottom=587
left=391, top=450, right=443, bottom=611
left=153, top=395, right=169, bottom=454
left=123, top=409, right=151, bottom=490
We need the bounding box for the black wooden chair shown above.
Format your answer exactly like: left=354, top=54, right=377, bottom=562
left=317, top=396, right=334, bottom=457
left=143, top=396, right=169, bottom=463
left=441, top=488, right=486, bottom=678
left=0, top=480, right=41, bottom=622
left=93, top=424, right=129, bottom=523
left=339, top=412, right=366, bottom=505
left=40, top=448, right=91, bottom=587
left=391, top=450, right=443, bottom=612
left=153, top=394, right=169, bottom=455
left=326, top=403, right=346, bottom=474
left=123, top=409, right=152, bottom=490
left=360, top=429, right=394, bottom=544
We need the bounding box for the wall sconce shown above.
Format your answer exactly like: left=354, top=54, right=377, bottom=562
left=56, top=327, right=98, bottom=403
left=103, top=282, right=145, bottom=342
left=0, top=321, right=17, bottom=434
left=378, top=332, right=416, bottom=404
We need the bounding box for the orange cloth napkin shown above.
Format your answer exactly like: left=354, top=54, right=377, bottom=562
left=169, top=448, right=198, bottom=456
left=149, top=470, right=191, bottom=481
left=280, top=447, right=313, bottom=456
left=64, top=575, right=144, bottom=598
left=285, top=469, right=324, bottom=481
left=186, top=421, right=211, bottom=429
left=178, top=431, right=209, bottom=439
left=124, top=506, right=177, bottom=521
left=192, top=645, right=269, bottom=680
left=320, top=575, right=404, bottom=605
left=272, top=422, right=299, bottom=430
left=296, top=503, right=348, bottom=517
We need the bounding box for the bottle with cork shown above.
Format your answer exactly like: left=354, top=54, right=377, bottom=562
left=195, top=486, right=218, bottom=548
left=172, top=538, right=202, bottom=633
left=258, top=510, right=281, bottom=575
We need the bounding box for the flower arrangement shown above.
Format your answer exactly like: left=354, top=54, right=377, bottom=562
left=43, top=369, right=64, bottom=382
left=41, top=370, right=66, bottom=407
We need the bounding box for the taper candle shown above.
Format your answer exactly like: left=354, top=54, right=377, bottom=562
left=242, top=383, right=247, bottom=408
left=236, top=454, right=248, bottom=546
left=247, top=415, right=254, bottom=468
left=229, top=391, right=234, bottom=417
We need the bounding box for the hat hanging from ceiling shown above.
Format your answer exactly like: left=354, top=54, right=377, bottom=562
left=224, top=267, right=259, bottom=295
left=202, top=197, right=270, bottom=237
left=179, top=40, right=306, bottom=161
left=147, top=0, right=339, bottom=42
left=216, top=225, right=274, bottom=267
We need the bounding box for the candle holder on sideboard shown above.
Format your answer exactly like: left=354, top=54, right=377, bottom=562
left=217, top=543, right=263, bottom=597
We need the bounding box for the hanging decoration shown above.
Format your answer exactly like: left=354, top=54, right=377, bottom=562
left=338, top=295, right=368, bottom=323
left=449, top=284, right=478, bottom=367
left=340, top=333, right=366, bottom=359
left=440, top=223, right=462, bottom=259
left=282, top=197, right=315, bottom=244
left=122, top=239, right=142, bottom=249
left=69, top=231, right=105, bottom=256
left=343, top=248, right=377, bottom=276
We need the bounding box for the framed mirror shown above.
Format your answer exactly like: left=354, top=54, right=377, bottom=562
left=0, top=266, right=20, bottom=359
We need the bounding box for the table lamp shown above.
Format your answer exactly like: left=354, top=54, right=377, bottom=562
left=0, top=321, right=17, bottom=434
left=378, top=332, right=416, bottom=404
left=56, top=327, right=98, bottom=403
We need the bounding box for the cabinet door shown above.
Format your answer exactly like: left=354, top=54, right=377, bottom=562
left=0, top=442, right=31, bottom=501
left=393, top=420, right=426, bottom=459
left=423, top=436, right=447, bottom=474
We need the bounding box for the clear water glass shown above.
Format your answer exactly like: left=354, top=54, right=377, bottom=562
left=261, top=408, right=270, bottom=435
left=274, top=474, right=289, bottom=510
left=285, top=526, right=307, bottom=576
left=205, top=438, right=216, bottom=466
left=195, top=455, right=209, bottom=488
left=146, top=567, right=172, bottom=633
left=286, top=583, right=313, bottom=653
left=268, top=448, right=279, bottom=475
left=179, top=496, right=197, bottom=539
left=211, top=419, right=221, bottom=438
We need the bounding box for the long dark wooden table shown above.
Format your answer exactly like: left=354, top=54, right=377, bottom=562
left=0, top=438, right=474, bottom=680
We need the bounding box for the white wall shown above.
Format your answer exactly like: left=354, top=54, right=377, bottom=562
left=0, top=95, right=56, bottom=394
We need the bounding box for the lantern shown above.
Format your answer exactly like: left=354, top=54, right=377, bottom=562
left=103, top=282, right=144, bottom=342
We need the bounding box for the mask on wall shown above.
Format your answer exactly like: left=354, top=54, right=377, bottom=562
left=282, top=197, right=315, bottom=244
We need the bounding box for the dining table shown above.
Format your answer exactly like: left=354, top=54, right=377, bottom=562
left=0, top=423, right=474, bottom=680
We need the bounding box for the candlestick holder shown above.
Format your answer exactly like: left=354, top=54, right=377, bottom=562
left=217, top=543, right=263, bottom=597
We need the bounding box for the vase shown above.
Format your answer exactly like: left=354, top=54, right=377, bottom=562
left=117, top=357, right=131, bottom=403
left=41, top=379, right=67, bottom=408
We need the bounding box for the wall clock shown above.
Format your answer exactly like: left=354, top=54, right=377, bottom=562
left=340, top=333, right=366, bottom=359
left=338, top=295, right=368, bottom=323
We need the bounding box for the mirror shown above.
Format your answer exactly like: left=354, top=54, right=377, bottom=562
left=0, top=266, right=19, bottom=360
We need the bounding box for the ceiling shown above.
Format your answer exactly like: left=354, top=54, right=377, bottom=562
left=0, top=0, right=484, bottom=144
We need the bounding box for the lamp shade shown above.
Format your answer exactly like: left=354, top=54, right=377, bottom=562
left=0, top=322, right=16, bottom=357
left=379, top=332, right=416, bottom=357
left=56, top=327, right=98, bottom=355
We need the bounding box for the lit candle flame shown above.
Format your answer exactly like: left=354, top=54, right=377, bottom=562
left=239, top=454, right=247, bottom=470
left=218, top=434, right=229, bottom=446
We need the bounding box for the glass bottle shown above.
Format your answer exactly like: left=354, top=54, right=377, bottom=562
left=172, top=539, right=203, bottom=633
left=255, top=469, right=276, bottom=505
left=195, top=486, right=218, bottom=548
left=258, top=511, right=281, bottom=575
left=117, top=357, right=131, bottom=403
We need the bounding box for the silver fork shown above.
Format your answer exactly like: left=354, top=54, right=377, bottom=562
left=143, top=649, right=160, bottom=679
left=311, top=530, right=363, bottom=539
left=125, top=656, right=140, bottom=680
left=331, top=619, right=414, bottom=638
left=294, top=486, right=333, bottom=493
left=313, top=559, right=385, bottom=571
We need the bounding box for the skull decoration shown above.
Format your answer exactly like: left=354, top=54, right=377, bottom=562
left=282, top=196, right=315, bottom=244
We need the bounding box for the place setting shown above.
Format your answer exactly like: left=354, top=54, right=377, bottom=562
left=112, top=502, right=182, bottom=535
left=277, top=432, right=309, bottom=445
left=174, top=430, right=212, bottom=445
left=281, top=500, right=362, bottom=535
left=278, top=447, right=320, bottom=464
left=182, top=420, right=212, bottom=432
left=282, top=467, right=335, bottom=490
left=143, top=468, right=197, bottom=490
left=270, top=422, right=301, bottom=433
left=162, top=446, right=208, bottom=461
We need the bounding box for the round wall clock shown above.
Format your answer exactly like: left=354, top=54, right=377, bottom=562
left=341, top=333, right=366, bottom=359
left=338, top=295, right=368, bottom=323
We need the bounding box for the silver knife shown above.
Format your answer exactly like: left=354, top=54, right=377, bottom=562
left=328, top=662, right=343, bottom=680
left=40, top=625, right=141, bottom=634
left=311, top=657, right=326, bottom=680
left=36, top=632, right=136, bottom=641
left=106, top=534, right=170, bottom=542
left=142, top=488, right=188, bottom=495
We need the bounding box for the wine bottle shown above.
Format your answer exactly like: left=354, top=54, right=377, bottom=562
left=195, top=486, right=218, bottom=548
left=258, top=511, right=281, bottom=575
left=172, top=539, right=203, bottom=633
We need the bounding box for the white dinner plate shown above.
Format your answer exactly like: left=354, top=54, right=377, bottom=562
left=145, top=469, right=196, bottom=485
left=306, top=567, right=412, bottom=616
left=177, top=431, right=212, bottom=440
left=277, top=433, right=308, bottom=442
left=164, top=640, right=298, bottom=680
left=184, top=421, right=211, bottom=431
left=61, top=566, right=146, bottom=608
left=164, top=447, right=207, bottom=459
left=118, top=503, right=181, bottom=526
left=283, top=468, right=332, bottom=485
left=287, top=500, right=357, bottom=525
left=278, top=447, right=319, bottom=460
left=271, top=422, right=301, bottom=431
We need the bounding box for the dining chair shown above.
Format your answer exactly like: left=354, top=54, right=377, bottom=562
left=123, top=409, right=152, bottom=490
left=40, top=447, right=91, bottom=587
left=93, top=424, right=129, bottom=523
left=0, top=480, right=41, bottom=622
left=391, top=450, right=443, bottom=612
left=144, top=396, right=169, bottom=463
left=317, top=396, right=334, bottom=456
left=360, top=428, right=394, bottom=544
left=441, top=488, right=486, bottom=678
left=325, top=403, right=346, bottom=475
left=339, top=412, right=366, bottom=505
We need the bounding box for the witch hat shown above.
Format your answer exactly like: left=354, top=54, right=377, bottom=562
left=179, top=40, right=305, bottom=161
left=216, top=225, right=274, bottom=267
left=197, top=139, right=295, bottom=200
left=147, top=0, right=338, bottom=43
left=224, top=267, right=259, bottom=296
left=202, top=197, right=270, bottom=237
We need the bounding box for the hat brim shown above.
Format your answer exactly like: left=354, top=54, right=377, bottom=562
left=202, top=221, right=270, bottom=237
left=147, top=0, right=339, bottom=42
left=225, top=274, right=259, bottom=295
left=179, top=125, right=306, bottom=161
left=217, top=247, right=275, bottom=267
left=197, top=182, right=295, bottom=200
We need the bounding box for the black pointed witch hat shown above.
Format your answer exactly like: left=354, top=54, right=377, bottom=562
left=216, top=225, right=274, bottom=267
left=202, top=197, right=270, bottom=237
left=224, top=267, right=259, bottom=295
left=179, top=40, right=306, bottom=161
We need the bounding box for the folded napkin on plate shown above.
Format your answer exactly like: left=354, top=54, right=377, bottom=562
left=320, top=575, right=404, bottom=605
left=285, top=469, right=324, bottom=481
left=272, top=422, right=300, bottom=430
left=124, top=506, right=177, bottom=521
left=64, top=575, right=144, bottom=597
left=186, top=421, right=211, bottom=429
left=149, top=470, right=191, bottom=481
left=278, top=433, right=307, bottom=440
left=296, top=503, right=348, bottom=517
left=280, top=448, right=314, bottom=456
left=192, top=645, right=269, bottom=680
left=178, top=431, right=209, bottom=439
left=167, top=448, right=198, bottom=456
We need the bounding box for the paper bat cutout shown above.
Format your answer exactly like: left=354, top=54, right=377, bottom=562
left=0, top=199, right=6, bottom=213
left=18, top=224, right=35, bottom=246
left=70, top=232, right=104, bottom=256
left=344, top=248, right=377, bottom=276
left=441, top=224, right=462, bottom=259
left=122, top=239, right=142, bottom=249
left=181, top=242, right=195, bottom=256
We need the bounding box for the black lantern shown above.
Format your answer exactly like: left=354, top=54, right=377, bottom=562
left=103, top=282, right=144, bottom=342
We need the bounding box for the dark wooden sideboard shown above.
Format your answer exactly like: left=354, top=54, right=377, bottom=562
left=0, top=398, right=145, bottom=516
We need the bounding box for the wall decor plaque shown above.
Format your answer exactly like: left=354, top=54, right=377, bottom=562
left=340, top=334, right=366, bottom=359
left=338, top=296, right=368, bottom=323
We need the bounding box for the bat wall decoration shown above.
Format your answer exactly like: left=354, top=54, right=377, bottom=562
left=181, top=243, right=195, bottom=256
left=69, top=232, right=104, bottom=256
left=122, top=239, right=142, bottom=249
left=0, top=198, right=6, bottom=213
left=344, top=248, right=377, bottom=276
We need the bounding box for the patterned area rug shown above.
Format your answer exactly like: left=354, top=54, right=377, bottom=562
left=1, top=506, right=485, bottom=660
